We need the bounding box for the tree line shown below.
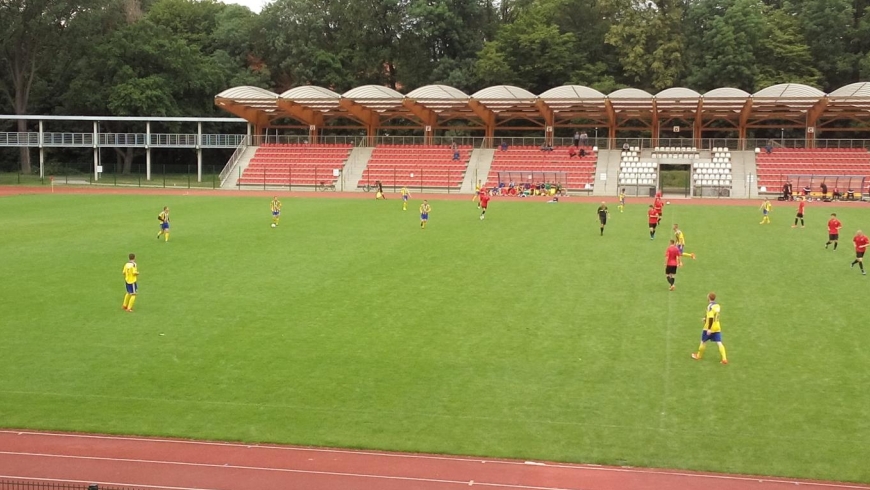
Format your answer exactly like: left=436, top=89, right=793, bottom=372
left=1, top=0, right=868, bottom=172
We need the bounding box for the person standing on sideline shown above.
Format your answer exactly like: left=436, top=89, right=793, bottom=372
left=157, top=207, right=170, bottom=241
left=692, top=292, right=728, bottom=364
left=826, top=213, right=841, bottom=250
left=664, top=239, right=681, bottom=291
left=759, top=198, right=772, bottom=224
left=792, top=199, right=806, bottom=228
left=851, top=230, right=869, bottom=275
left=122, top=253, right=139, bottom=312
left=597, top=201, right=609, bottom=236
left=618, top=188, right=626, bottom=213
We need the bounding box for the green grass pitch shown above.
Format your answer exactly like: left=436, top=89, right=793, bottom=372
left=0, top=193, right=868, bottom=483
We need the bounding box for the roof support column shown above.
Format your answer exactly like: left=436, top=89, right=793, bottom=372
left=535, top=100, right=555, bottom=146
left=693, top=100, right=704, bottom=149
left=246, top=124, right=252, bottom=146
left=468, top=100, right=496, bottom=149
left=309, top=124, right=318, bottom=145
left=146, top=122, right=151, bottom=181
left=806, top=97, right=828, bottom=150
left=651, top=100, right=659, bottom=148
left=605, top=100, right=617, bottom=150
left=38, top=120, right=44, bottom=178
left=197, top=122, right=202, bottom=182
left=738, top=100, right=753, bottom=151
left=93, top=121, right=100, bottom=182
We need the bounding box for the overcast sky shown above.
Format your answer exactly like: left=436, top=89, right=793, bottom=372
left=227, top=0, right=267, bottom=13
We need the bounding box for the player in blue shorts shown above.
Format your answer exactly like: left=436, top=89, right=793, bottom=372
left=692, top=292, right=728, bottom=364
left=420, top=200, right=431, bottom=229
left=157, top=207, right=170, bottom=242
left=270, top=196, right=282, bottom=226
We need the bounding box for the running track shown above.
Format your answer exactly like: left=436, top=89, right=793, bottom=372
left=2, top=187, right=868, bottom=488
left=0, top=431, right=868, bottom=490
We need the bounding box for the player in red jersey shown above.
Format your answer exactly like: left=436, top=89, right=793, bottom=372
left=648, top=205, right=659, bottom=239
left=851, top=230, right=869, bottom=275
left=479, top=192, right=490, bottom=220
left=825, top=213, right=842, bottom=250
left=665, top=239, right=681, bottom=290
left=653, top=192, right=664, bottom=224
left=792, top=199, right=806, bottom=228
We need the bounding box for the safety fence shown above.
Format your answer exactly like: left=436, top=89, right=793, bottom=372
left=0, top=480, right=140, bottom=490
left=0, top=164, right=221, bottom=189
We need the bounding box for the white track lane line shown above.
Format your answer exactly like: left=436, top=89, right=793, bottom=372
left=0, top=451, right=581, bottom=490
left=1, top=430, right=867, bottom=489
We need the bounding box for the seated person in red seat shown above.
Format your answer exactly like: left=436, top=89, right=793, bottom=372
left=568, top=146, right=577, bottom=158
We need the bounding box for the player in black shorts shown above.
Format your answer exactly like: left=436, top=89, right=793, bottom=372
left=597, top=201, right=609, bottom=236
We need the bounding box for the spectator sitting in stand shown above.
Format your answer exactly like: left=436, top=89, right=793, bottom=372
left=540, top=142, right=554, bottom=152
left=803, top=185, right=812, bottom=198
left=765, top=139, right=774, bottom=154
left=579, top=147, right=586, bottom=157
left=833, top=187, right=842, bottom=200
left=453, top=147, right=460, bottom=161
left=499, top=140, right=508, bottom=151
left=568, top=146, right=577, bottom=158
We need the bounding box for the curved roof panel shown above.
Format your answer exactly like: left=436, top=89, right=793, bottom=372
left=828, top=82, right=870, bottom=98
left=407, top=84, right=468, bottom=100
left=753, top=83, right=824, bottom=99
left=655, top=87, right=700, bottom=99
left=281, top=86, right=341, bottom=99
left=343, top=85, right=404, bottom=99
left=608, top=88, right=653, bottom=99
left=539, top=85, right=605, bottom=100
left=216, top=86, right=278, bottom=100
left=472, top=85, right=536, bottom=100
left=703, top=87, right=751, bottom=98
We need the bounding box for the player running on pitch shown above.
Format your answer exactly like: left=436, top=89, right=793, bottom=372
left=597, top=201, right=609, bottom=236
left=672, top=224, right=696, bottom=266
left=825, top=213, right=841, bottom=250
left=759, top=198, right=771, bottom=224
left=851, top=230, right=869, bottom=275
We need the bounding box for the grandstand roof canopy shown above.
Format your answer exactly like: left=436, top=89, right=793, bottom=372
left=215, top=82, right=870, bottom=139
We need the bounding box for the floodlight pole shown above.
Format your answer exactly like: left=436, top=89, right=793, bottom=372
left=93, top=121, right=99, bottom=182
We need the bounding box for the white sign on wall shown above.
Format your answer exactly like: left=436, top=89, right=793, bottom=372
left=599, top=172, right=607, bottom=181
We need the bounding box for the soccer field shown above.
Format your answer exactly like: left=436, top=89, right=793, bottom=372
left=0, top=193, right=868, bottom=483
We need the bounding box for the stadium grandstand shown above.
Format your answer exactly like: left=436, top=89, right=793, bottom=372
left=210, top=82, right=870, bottom=197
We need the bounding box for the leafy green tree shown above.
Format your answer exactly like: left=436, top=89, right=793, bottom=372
left=685, top=0, right=763, bottom=92
left=475, top=8, right=578, bottom=93
left=603, top=0, right=686, bottom=90
left=796, top=0, right=855, bottom=90
left=0, top=0, right=94, bottom=173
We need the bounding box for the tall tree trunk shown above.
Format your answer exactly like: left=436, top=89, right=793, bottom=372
left=114, top=147, right=134, bottom=174
left=17, top=118, right=31, bottom=174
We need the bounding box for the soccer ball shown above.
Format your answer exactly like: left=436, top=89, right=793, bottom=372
left=271, top=223, right=276, bottom=228
left=666, top=201, right=671, bottom=205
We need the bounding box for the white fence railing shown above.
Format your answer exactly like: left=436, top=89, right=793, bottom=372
left=219, top=137, right=249, bottom=186
left=0, top=132, right=246, bottom=148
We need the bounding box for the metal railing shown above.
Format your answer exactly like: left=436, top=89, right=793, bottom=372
left=219, top=137, right=249, bottom=186
left=0, top=164, right=220, bottom=188
left=0, top=132, right=247, bottom=148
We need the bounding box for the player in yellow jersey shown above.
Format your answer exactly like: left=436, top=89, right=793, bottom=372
left=618, top=188, right=626, bottom=213
left=122, top=253, right=139, bottom=312
left=692, top=292, right=728, bottom=364
left=672, top=224, right=696, bottom=266
left=401, top=186, right=411, bottom=210
left=271, top=196, right=282, bottom=226
left=759, top=198, right=771, bottom=224
left=157, top=207, right=170, bottom=241
left=420, top=200, right=431, bottom=229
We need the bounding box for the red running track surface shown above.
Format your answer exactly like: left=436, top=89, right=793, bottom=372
left=0, top=431, right=868, bottom=490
